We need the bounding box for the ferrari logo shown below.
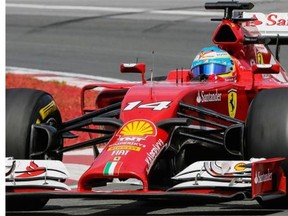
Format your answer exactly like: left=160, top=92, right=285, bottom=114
left=113, top=156, right=121, bottom=161
left=257, top=52, right=264, bottom=64
left=228, top=89, right=237, bottom=118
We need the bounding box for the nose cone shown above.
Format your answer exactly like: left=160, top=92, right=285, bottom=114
left=78, top=119, right=169, bottom=192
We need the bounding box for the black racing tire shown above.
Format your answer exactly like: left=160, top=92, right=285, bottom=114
left=245, top=88, right=288, bottom=207
left=6, top=88, right=63, bottom=160
left=6, top=88, right=63, bottom=211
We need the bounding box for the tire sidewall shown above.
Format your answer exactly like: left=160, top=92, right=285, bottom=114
left=6, top=88, right=62, bottom=160
left=245, top=88, right=288, bottom=168
left=6, top=88, right=63, bottom=210
left=245, top=88, right=288, bottom=206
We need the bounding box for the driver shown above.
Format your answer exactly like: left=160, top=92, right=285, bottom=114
left=191, top=46, right=236, bottom=81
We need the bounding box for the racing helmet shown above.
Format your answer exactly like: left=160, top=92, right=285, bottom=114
left=191, top=46, right=236, bottom=81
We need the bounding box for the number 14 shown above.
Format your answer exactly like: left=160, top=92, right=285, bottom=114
left=123, top=101, right=171, bottom=111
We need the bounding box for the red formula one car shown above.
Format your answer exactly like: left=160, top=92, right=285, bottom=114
left=5, top=1, right=288, bottom=210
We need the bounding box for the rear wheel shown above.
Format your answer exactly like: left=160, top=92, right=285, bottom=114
left=6, top=88, right=63, bottom=210
left=245, top=88, right=288, bottom=207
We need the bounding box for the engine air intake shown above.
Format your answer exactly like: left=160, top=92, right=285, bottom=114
left=214, top=24, right=237, bottom=43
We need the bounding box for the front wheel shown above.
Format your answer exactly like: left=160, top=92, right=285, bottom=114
left=245, top=88, right=288, bottom=207
left=6, top=88, right=63, bottom=210
left=6, top=88, right=63, bottom=160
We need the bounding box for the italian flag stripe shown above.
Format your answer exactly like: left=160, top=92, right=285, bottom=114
left=103, top=161, right=122, bottom=176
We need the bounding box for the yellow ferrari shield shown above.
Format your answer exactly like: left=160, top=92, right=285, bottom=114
left=257, top=52, right=264, bottom=64
left=228, top=90, right=237, bottom=118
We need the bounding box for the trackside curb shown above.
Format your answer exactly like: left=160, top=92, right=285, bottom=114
left=6, top=66, right=129, bottom=88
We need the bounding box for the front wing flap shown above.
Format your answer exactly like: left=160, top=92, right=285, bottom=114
left=6, top=157, right=70, bottom=191
left=6, top=158, right=286, bottom=202
left=169, top=158, right=286, bottom=201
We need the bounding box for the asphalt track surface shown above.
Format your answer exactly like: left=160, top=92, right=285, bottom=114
left=7, top=0, right=288, bottom=80
left=6, top=0, right=288, bottom=215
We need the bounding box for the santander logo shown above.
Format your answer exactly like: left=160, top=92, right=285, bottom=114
left=252, top=13, right=288, bottom=26
left=243, top=12, right=288, bottom=35
left=250, top=15, right=263, bottom=25
left=254, top=170, right=273, bottom=184
left=17, top=161, right=46, bottom=178
left=266, top=13, right=288, bottom=26
left=196, top=90, right=222, bottom=103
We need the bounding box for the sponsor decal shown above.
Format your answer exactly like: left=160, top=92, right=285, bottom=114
left=262, top=13, right=288, bottom=26
left=111, top=150, right=129, bottom=156
left=119, top=137, right=145, bottom=142
left=108, top=145, right=141, bottom=152
left=228, top=89, right=237, bottom=118
left=262, top=74, right=270, bottom=79
left=106, top=120, right=158, bottom=159
left=118, top=119, right=156, bottom=137
left=109, top=140, right=146, bottom=148
left=199, top=50, right=214, bottom=59
left=145, top=139, right=166, bottom=172
left=113, top=156, right=121, bottom=161
left=234, top=162, right=246, bottom=171
left=107, top=120, right=155, bottom=157
left=17, top=161, right=46, bottom=178
left=254, top=170, right=273, bottom=184
left=196, top=90, right=222, bottom=103
left=37, top=100, right=58, bottom=123
left=103, top=161, right=123, bottom=176
left=257, top=52, right=264, bottom=64
left=245, top=13, right=288, bottom=26
left=266, top=13, right=288, bottom=26
left=243, top=13, right=288, bottom=35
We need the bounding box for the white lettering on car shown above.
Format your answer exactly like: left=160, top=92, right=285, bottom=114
left=145, top=139, right=166, bottom=172
left=254, top=170, right=273, bottom=184
left=123, top=101, right=171, bottom=111
left=196, top=90, right=222, bottom=103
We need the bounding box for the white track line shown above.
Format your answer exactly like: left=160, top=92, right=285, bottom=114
left=6, top=3, right=222, bottom=17
left=6, top=66, right=129, bottom=87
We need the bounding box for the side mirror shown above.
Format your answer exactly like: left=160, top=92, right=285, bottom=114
left=120, top=63, right=146, bottom=84
left=252, top=63, right=280, bottom=74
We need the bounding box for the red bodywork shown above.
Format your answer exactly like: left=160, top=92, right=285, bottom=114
left=78, top=14, right=288, bottom=196
left=6, top=2, right=288, bottom=204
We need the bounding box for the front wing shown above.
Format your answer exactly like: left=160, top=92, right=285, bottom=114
left=6, top=157, right=286, bottom=203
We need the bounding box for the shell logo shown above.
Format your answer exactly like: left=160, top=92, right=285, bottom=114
left=234, top=162, right=246, bottom=171
left=118, top=119, right=156, bottom=137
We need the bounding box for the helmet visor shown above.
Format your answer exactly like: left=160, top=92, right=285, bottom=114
left=192, top=63, right=228, bottom=77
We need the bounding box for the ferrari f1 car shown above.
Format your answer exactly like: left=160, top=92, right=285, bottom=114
left=6, top=1, right=288, bottom=210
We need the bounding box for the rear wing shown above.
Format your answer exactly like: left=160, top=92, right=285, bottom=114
left=242, top=12, right=288, bottom=61
left=243, top=12, right=288, bottom=37
left=243, top=12, right=288, bottom=46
